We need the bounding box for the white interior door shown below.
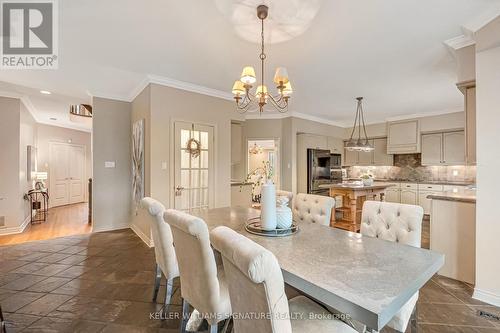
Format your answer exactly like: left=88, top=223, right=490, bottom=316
left=49, top=142, right=86, bottom=208
left=174, top=122, right=214, bottom=211
left=68, top=145, right=85, bottom=204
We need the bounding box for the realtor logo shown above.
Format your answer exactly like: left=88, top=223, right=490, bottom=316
left=1, top=0, right=58, bottom=69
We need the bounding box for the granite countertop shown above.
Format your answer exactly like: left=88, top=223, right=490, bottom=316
left=427, top=189, right=476, bottom=203
left=365, top=179, right=475, bottom=186
left=319, top=182, right=396, bottom=190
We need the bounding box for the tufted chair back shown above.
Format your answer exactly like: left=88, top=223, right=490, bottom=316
left=164, top=209, right=231, bottom=324
left=292, top=193, right=335, bottom=226
left=361, top=201, right=423, bottom=247
left=211, top=226, right=292, bottom=333
left=140, top=197, right=179, bottom=280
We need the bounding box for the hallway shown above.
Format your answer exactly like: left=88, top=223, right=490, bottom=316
left=0, top=203, right=91, bottom=246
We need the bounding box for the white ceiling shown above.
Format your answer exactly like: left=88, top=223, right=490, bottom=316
left=1, top=0, right=499, bottom=128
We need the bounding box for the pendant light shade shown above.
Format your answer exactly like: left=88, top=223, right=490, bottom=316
left=346, top=97, right=374, bottom=152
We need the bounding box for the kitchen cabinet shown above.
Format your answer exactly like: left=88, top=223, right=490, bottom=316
left=231, top=122, right=242, bottom=165
left=443, top=131, right=465, bottom=165
left=421, top=133, right=443, bottom=165
left=327, top=136, right=343, bottom=154
left=421, top=131, right=465, bottom=166
left=343, top=138, right=393, bottom=166
left=400, top=183, right=418, bottom=205
left=418, top=184, right=444, bottom=214
left=385, top=183, right=401, bottom=203
left=387, top=119, right=420, bottom=154
left=373, top=138, right=393, bottom=166
left=457, top=81, right=476, bottom=165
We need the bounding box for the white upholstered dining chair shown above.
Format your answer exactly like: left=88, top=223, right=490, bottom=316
left=164, top=209, right=231, bottom=333
left=210, top=226, right=357, bottom=333
left=361, top=201, right=424, bottom=332
left=140, top=197, right=179, bottom=315
left=292, top=193, right=335, bottom=226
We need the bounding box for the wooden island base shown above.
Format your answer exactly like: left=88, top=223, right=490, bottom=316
left=319, top=183, right=394, bottom=232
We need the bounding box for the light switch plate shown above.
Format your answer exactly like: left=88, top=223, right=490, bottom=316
left=105, top=161, right=116, bottom=168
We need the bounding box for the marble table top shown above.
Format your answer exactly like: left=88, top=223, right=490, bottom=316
left=191, top=207, right=444, bottom=330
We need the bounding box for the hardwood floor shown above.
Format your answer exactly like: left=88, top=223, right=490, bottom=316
left=0, top=203, right=91, bottom=246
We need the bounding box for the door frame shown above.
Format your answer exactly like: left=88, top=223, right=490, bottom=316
left=246, top=137, right=281, bottom=189
left=169, top=119, right=217, bottom=210
left=48, top=141, right=87, bottom=208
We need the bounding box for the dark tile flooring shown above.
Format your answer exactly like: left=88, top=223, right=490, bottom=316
left=1, top=229, right=499, bottom=333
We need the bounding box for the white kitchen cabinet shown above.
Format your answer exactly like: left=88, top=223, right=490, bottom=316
left=327, top=136, right=344, bottom=154
left=358, top=140, right=374, bottom=165
left=373, top=138, right=393, bottom=166
left=421, top=131, right=465, bottom=166
left=387, top=119, right=420, bottom=154
left=400, top=183, right=418, bottom=205
left=343, top=147, right=358, bottom=166
left=231, top=122, right=242, bottom=165
left=443, top=131, right=465, bottom=165
left=458, top=81, right=476, bottom=165
left=421, top=133, right=443, bottom=165
left=385, top=183, right=401, bottom=203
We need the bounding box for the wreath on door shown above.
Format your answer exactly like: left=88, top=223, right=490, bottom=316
left=186, top=138, right=201, bottom=158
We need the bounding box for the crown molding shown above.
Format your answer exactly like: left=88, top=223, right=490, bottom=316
left=444, top=35, right=475, bottom=51
left=385, top=108, right=463, bottom=123
left=147, top=75, right=233, bottom=101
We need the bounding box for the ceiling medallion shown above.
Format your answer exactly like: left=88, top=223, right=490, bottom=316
left=345, top=97, right=375, bottom=152
left=231, top=5, right=292, bottom=114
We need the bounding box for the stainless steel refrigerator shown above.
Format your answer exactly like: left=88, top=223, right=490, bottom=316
left=307, top=149, right=334, bottom=196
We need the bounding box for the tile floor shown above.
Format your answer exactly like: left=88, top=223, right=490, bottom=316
left=1, top=229, right=499, bottom=333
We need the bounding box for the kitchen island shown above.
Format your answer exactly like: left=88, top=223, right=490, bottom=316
left=319, top=182, right=395, bottom=232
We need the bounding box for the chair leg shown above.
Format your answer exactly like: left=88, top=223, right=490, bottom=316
left=162, top=278, right=174, bottom=318
left=221, top=318, right=231, bottom=333
left=209, top=323, right=218, bottom=333
left=152, top=263, right=162, bottom=302
left=180, top=298, right=190, bottom=333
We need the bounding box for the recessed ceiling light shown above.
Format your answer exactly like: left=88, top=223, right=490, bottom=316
left=40, top=90, right=51, bottom=95
left=49, top=117, right=57, bottom=121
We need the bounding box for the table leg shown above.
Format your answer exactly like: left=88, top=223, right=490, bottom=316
left=380, top=192, right=385, bottom=202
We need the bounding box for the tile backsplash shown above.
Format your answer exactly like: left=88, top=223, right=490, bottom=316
left=347, top=154, right=476, bottom=183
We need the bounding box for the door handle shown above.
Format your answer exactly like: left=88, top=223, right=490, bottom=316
left=175, top=186, right=185, bottom=196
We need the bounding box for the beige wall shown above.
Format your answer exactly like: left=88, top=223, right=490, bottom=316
left=130, top=85, right=152, bottom=241
left=19, top=103, right=37, bottom=224
left=474, top=44, right=500, bottom=306
left=0, top=97, right=22, bottom=230
left=92, top=97, right=132, bottom=232
left=36, top=124, right=92, bottom=202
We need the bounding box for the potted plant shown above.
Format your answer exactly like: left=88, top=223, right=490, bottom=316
left=360, top=173, right=374, bottom=186
left=244, top=161, right=274, bottom=202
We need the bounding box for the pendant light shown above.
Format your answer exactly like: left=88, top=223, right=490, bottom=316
left=345, top=97, right=374, bottom=152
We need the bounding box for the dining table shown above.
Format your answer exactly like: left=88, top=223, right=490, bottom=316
left=191, top=206, right=444, bottom=331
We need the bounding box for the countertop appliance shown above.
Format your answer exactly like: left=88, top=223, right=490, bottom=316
left=307, top=149, right=341, bottom=196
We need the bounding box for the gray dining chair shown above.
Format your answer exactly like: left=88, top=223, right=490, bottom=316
left=292, top=193, right=335, bottom=226
left=361, top=200, right=423, bottom=332
left=140, top=197, right=179, bottom=315
left=164, top=209, right=231, bottom=333
left=210, top=225, right=358, bottom=333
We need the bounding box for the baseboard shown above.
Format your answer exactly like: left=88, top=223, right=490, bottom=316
left=92, top=223, right=130, bottom=233
left=0, top=214, right=31, bottom=236
left=473, top=287, right=500, bottom=307
left=130, top=223, right=154, bottom=247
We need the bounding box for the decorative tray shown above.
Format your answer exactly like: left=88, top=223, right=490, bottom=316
left=245, top=217, right=299, bottom=237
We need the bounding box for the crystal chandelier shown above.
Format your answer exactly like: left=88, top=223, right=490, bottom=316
left=345, top=97, right=374, bottom=152
left=231, top=5, right=292, bottom=114
left=248, top=142, right=263, bottom=155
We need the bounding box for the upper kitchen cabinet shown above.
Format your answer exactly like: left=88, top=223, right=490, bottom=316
left=297, top=133, right=328, bottom=150
left=457, top=81, right=476, bottom=165
left=373, top=138, right=393, bottom=166
left=327, top=136, right=344, bottom=154
left=231, top=122, right=243, bottom=165
left=421, top=130, right=465, bottom=166
left=387, top=119, right=421, bottom=154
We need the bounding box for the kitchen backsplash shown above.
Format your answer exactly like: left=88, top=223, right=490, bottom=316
left=347, top=154, right=476, bottom=183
